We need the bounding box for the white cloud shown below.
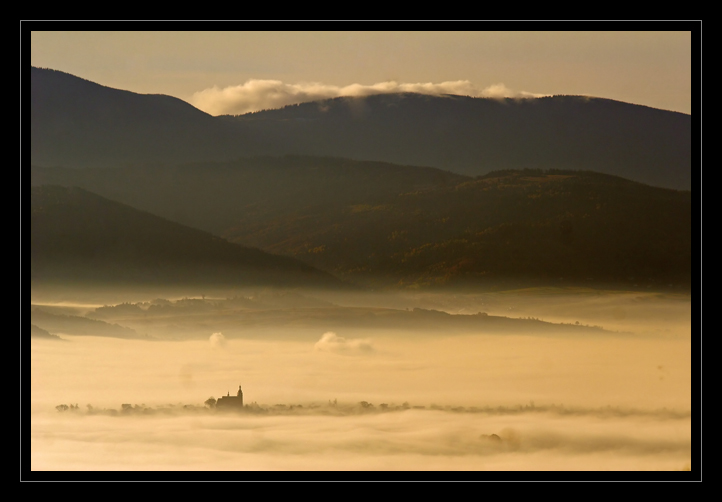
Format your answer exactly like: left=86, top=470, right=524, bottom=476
left=189, top=80, right=548, bottom=116
left=314, top=331, right=374, bottom=355
left=209, top=332, right=227, bottom=349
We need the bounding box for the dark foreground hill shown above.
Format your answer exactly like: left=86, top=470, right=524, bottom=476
left=30, top=67, right=691, bottom=190
left=30, top=185, right=346, bottom=289
left=31, top=161, right=691, bottom=291
left=218, top=169, right=692, bottom=290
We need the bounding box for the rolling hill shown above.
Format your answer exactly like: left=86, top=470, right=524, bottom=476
left=31, top=160, right=691, bottom=291
left=30, top=185, right=347, bottom=289
left=30, top=323, right=64, bottom=340
left=31, top=156, right=466, bottom=236
left=228, top=92, right=692, bottom=190
left=30, top=308, right=141, bottom=339
left=217, top=169, right=692, bottom=290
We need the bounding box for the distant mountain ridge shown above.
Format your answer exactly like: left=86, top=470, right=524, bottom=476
left=30, top=67, right=269, bottom=168
left=30, top=323, right=63, bottom=340
left=228, top=92, right=692, bottom=189
left=30, top=67, right=692, bottom=190
left=30, top=308, right=141, bottom=339
left=30, top=185, right=346, bottom=289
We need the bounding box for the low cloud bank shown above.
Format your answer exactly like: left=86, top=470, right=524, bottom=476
left=51, top=400, right=691, bottom=420
left=33, top=405, right=692, bottom=471
left=190, top=80, right=547, bottom=116
left=314, top=332, right=374, bottom=355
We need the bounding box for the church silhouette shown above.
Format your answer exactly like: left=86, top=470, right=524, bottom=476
left=216, top=384, right=244, bottom=409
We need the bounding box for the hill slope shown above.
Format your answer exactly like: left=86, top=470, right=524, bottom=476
left=217, top=169, right=692, bottom=290
left=230, top=93, right=692, bottom=189
left=30, top=323, right=63, bottom=340
left=30, top=185, right=346, bottom=289
left=31, top=156, right=466, bottom=235
left=30, top=67, right=269, bottom=168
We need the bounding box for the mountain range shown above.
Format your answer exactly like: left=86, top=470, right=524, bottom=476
left=31, top=158, right=691, bottom=291
left=30, top=66, right=692, bottom=190
left=28, top=67, right=692, bottom=292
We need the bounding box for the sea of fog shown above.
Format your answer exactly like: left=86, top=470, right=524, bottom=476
left=28, top=288, right=694, bottom=473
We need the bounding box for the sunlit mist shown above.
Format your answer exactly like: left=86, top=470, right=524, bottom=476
left=29, top=287, right=692, bottom=472
left=190, top=80, right=546, bottom=116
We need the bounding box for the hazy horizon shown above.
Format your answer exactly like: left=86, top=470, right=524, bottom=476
left=29, top=286, right=693, bottom=473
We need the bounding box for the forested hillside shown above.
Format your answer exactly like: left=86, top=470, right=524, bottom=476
left=31, top=163, right=691, bottom=291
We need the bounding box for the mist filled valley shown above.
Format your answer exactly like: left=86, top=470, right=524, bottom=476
left=27, top=63, right=694, bottom=474
left=30, top=286, right=692, bottom=472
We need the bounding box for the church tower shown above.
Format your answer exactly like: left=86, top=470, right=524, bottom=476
left=216, top=384, right=244, bottom=409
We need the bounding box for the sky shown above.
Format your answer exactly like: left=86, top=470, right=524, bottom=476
left=28, top=30, right=694, bottom=116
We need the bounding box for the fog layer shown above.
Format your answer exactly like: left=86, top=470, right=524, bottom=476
left=29, top=288, right=692, bottom=472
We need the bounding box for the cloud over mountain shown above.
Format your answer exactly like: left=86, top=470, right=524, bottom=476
left=190, top=80, right=546, bottom=115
